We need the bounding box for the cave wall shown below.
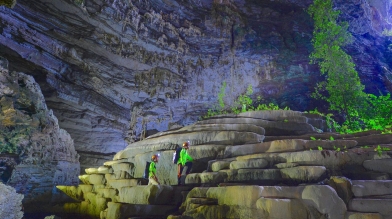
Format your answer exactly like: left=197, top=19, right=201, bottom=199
left=0, top=0, right=391, bottom=168
left=0, top=60, right=79, bottom=213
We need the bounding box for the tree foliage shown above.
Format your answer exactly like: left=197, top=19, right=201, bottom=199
left=308, top=0, right=392, bottom=132
left=308, top=0, right=366, bottom=129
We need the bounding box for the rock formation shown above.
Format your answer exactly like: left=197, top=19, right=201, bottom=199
left=0, top=182, right=23, bottom=219
left=58, top=110, right=392, bottom=219
left=1, top=0, right=392, bottom=168
left=0, top=59, right=80, bottom=215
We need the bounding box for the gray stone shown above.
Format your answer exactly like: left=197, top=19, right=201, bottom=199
left=118, top=185, right=174, bottom=205
left=280, top=166, right=327, bottom=183
left=256, top=198, right=308, bottom=219
left=275, top=162, right=299, bottom=169
left=230, top=159, right=269, bottom=169
left=0, top=182, right=24, bottom=219
left=352, top=180, right=392, bottom=197
left=149, top=123, right=266, bottom=138
left=185, top=172, right=228, bottom=185
left=106, top=179, right=145, bottom=190
left=304, top=139, right=358, bottom=150
left=103, top=202, right=177, bottom=219
left=349, top=199, right=392, bottom=219
left=115, top=131, right=263, bottom=160
left=363, top=159, right=392, bottom=174
left=302, top=185, right=347, bottom=219
left=198, top=117, right=316, bottom=136
left=345, top=212, right=382, bottom=219
left=0, top=69, right=80, bottom=212
left=232, top=169, right=282, bottom=182
left=211, top=160, right=231, bottom=171
left=223, top=139, right=306, bottom=158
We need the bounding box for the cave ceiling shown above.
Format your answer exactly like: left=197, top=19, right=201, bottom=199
left=0, top=0, right=392, bottom=166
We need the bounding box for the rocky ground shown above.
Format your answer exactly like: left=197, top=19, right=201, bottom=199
left=58, top=110, right=392, bottom=219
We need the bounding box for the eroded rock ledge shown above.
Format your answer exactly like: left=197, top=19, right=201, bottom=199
left=0, top=60, right=79, bottom=213
left=58, top=110, right=392, bottom=219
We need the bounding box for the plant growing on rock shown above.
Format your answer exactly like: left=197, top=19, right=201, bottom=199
left=308, top=0, right=366, bottom=130
left=374, top=145, right=391, bottom=157
left=202, top=83, right=290, bottom=119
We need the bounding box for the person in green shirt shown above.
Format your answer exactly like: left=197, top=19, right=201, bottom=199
left=177, top=141, right=193, bottom=185
left=149, top=154, right=160, bottom=185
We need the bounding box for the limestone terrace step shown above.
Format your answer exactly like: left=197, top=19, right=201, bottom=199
left=351, top=180, right=392, bottom=197
left=105, top=202, right=177, bottom=219
left=345, top=212, right=382, bottom=219
left=349, top=199, right=392, bottom=218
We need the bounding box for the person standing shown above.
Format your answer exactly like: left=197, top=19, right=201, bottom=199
left=149, top=154, right=160, bottom=185
left=177, top=141, right=193, bottom=185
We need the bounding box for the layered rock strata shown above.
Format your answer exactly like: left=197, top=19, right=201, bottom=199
left=0, top=62, right=80, bottom=214
left=1, top=0, right=392, bottom=169
left=58, top=110, right=392, bottom=218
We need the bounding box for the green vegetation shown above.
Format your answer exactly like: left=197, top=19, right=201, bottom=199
left=307, top=0, right=392, bottom=133
left=231, top=85, right=254, bottom=114
left=218, top=81, right=227, bottom=110
left=0, top=126, right=32, bottom=154
left=308, top=0, right=366, bottom=129
left=0, top=0, right=15, bottom=8
left=374, top=145, right=391, bottom=157
left=74, top=0, right=84, bottom=6
left=202, top=83, right=288, bottom=119
left=382, top=28, right=392, bottom=36
left=203, top=0, right=392, bottom=129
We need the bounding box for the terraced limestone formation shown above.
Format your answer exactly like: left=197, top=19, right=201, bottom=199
left=57, top=110, right=392, bottom=219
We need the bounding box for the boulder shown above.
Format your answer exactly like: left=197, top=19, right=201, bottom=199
left=328, top=176, right=353, bottom=205
left=302, top=185, right=347, bottom=219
